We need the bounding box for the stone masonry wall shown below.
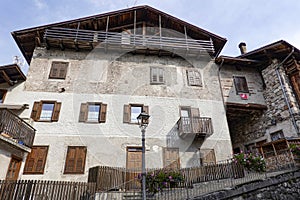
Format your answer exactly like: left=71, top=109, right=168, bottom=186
left=262, top=59, right=300, bottom=138
left=194, top=169, right=300, bottom=200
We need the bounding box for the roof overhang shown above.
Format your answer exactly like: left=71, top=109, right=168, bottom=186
left=216, top=56, right=263, bottom=67
left=0, top=64, right=26, bottom=85
left=12, top=5, right=227, bottom=64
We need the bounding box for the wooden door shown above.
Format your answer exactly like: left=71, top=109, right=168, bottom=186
left=163, top=148, right=180, bottom=169
left=200, top=149, right=216, bottom=165
left=180, top=107, right=191, bottom=133
left=6, top=156, right=22, bottom=180
left=126, top=147, right=142, bottom=190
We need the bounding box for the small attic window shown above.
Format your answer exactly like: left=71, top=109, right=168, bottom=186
left=49, top=62, right=68, bottom=79
left=233, top=76, right=249, bottom=94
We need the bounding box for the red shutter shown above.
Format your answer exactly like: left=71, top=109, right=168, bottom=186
left=79, top=103, right=88, bottom=122
left=99, top=103, right=107, bottom=123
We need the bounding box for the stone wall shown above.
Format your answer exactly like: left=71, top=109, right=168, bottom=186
left=194, top=169, right=300, bottom=200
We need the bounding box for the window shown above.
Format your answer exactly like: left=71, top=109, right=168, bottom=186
left=187, top=69, right=202, bottom=86
left=150, top=67, right=164, bottom=84
left=79, top=102, right=107, bottom=123
left=163, top=147, right=180, bottom=169
left=233, top=76, right=249, bottom=93
left=31, top=101, right=61, bottom=122
left=0, top=89, right=6, bottom=103
left=64, top=146, right=87, bottom=174
left=271, top=130, right=284, bottom=141
left=23, top=146, right=48, bottom=174
left=49, top=61, right=68, bottom=79
left=123, top=104, right=149, bottom=124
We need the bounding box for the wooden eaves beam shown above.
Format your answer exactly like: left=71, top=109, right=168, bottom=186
left=0, top=70, right=14, bottom=86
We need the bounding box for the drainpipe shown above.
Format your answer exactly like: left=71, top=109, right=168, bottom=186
left=275, top=47, right=300, bottom=135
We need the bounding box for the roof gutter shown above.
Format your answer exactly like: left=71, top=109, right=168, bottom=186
left=275, top=47, right=300, bottom=135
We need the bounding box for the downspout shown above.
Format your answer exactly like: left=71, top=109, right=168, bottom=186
left=275, top=47, right=300, bottom=135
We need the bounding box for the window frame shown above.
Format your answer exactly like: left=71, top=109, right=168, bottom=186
left=23, top=146, right=49, bottom=175
left=150, top=67, right=165, bottom=85
left=78, top=102, right=107, bottom=123
left=30, top=101, right=62, bottom=122
left=0, top=89, right=7, bottom=103
left=233, top=76, right=249, bottom=94
left=186, top=69, right=202, bottom=86
left=49, top=61, right=68, bottom=79
left=64, top=146, right=87, bottom=174
left=123, top=104, right=149, bottom=124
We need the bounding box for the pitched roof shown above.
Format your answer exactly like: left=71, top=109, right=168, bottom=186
left=12, top=5, right=227, bottom=64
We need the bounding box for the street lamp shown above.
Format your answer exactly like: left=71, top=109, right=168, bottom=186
left=137, top=112, right=150, bottom=200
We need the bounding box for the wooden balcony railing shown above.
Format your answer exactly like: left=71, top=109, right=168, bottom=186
left=177, top=117, right=213, bottom=138
left=43, top=27, right=215, bottom=56
left=0, top=109, right=35, bottom=148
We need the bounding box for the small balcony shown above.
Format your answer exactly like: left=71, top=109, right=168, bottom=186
left=43, top=27, right=215, bottom=57
left=177, top=117, right=213, bottom=139
left=0, top=109, right=35, bottom=148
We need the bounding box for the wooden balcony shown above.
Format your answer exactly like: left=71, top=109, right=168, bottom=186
left=0, top=109, right=35, bottom=148
left=43, top=27, right=215, bottom=57
left=177, top=117, right=213, bottom=139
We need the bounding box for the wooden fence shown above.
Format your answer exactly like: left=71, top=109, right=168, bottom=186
left=0, top=180, right=96, bottom=200
left=88, top=161, right=244, bottom=192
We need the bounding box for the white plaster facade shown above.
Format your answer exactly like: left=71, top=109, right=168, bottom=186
left=2, top=47, right=233, bottom=181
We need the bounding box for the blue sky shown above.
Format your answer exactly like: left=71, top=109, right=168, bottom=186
left=1, top=0, right=300, bottom=71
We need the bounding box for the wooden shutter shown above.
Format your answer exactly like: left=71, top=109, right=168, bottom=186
left=290, top=72, right=300, bottom=102
left=142, top=105, right=149, bottom=124
left=234, top=76, right=249, bottom=93
left=191, top=107, right=200, bottom=118
left=123, top=104, right=131, bottom=123
left=49, top=62, right=68, bottom=79
left=64, top=146, right=86, bottom=174
left=79, top=103, right=88, bottom=122
left=52, top=102, right=61, bottom=122
left=151, top=67, right=164, bottom=84
left=187, top=69, right=202, bottom=86
left=24, top=146, right=48, bottom=174
left=31, top=101, right=42, bottom=121
left=99, top=103, right=107, bottom=123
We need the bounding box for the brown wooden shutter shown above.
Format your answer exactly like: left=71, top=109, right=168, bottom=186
left=234, top=76, right=249, bottom=93
left=64, top=146, right=86, bottom=174
left=99, top=103, right=107, bottom=123
left=49, top=64, right=59, bottom=78
left=79, top=103, right=88, bottom=122
left=50, top=62, right=68, bottom=79
left=52, top=102, right=61, bottom=122
left=151, top=68, right=158, bottom=83
left=142, top=105, right=149, bottom=124
left=75, top=147, right=87, bottom=173
left=31, top=101, right=42, bottom=121
left=290, top=72, right=300, bottom=102
left=123, top=104, right=131, bottom=123
left=65, top=147, right=76, bottom=173
left=163, top=148, right=180, bottom=169
left=24, top=146, right=48, bottom=174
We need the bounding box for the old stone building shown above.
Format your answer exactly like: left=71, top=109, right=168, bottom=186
left=0, top=6, right=232, bottom=181
left=217, top=41, right=300, bottom=153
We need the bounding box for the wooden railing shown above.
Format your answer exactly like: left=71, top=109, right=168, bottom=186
left=44, top=27, right=215, bottom=55
left=88, top=162, right=244, bottom=192
left=0, top=180, right=96, bottom=200
left=0, top=109, right=35, bottom=148
left=177, top=117, right=213, bottom=138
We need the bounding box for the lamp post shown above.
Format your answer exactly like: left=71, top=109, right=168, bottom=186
left=137, top=112, right=150, bottom=200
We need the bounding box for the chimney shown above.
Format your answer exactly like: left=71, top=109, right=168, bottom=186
left=238, top=42, right=247, bottom=54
